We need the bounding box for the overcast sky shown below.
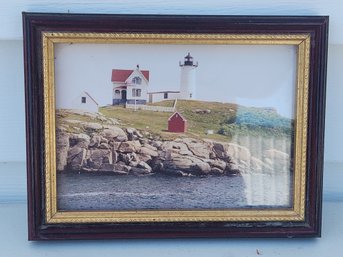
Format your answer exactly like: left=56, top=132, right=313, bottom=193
left=54, top=43, right=296, bottom=118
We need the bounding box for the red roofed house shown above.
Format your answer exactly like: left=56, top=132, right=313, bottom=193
left=168, top=112, right=187, bottom=133
left=111, top=65, right=149, bottom=105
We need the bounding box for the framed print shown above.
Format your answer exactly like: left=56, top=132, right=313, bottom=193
left=23, top=13, right=328, bottom=240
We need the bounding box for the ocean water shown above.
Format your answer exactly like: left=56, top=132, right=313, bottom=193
left=57, top=171, right=292, bottom=211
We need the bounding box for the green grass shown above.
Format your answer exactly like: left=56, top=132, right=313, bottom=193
left=101, top=105, right=175, bottom=139
left=57, top=100, right=292, bottom=142
left=100, top=100, right=235, bottom=141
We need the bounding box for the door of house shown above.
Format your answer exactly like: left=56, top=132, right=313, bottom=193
left=121, top=90, right=127, bottom=100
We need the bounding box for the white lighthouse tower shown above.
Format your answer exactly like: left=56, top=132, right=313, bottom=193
left=179, top=53, right=198, bottom=99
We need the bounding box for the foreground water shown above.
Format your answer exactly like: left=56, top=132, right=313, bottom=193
left=57, top=171, right=292, bottom=210
left=57, top=172, right=248, bottom=210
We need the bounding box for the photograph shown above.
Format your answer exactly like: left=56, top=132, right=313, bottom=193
left=54, top=42, right=296, bottom=211
left=24, top=13, right=328, bottom=239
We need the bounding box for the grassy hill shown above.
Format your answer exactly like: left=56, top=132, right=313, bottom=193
left=99, top=100, right=293, bottom=141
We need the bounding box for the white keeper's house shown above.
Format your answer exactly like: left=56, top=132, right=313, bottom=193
left=111, top=65, right=149, bottom=105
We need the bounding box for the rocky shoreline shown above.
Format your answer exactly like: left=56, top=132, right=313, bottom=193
left=56, top=110, right=291, bottom=177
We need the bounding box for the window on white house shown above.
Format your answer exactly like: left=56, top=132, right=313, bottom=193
left=132, top=76, right=142, bottom=84
left=132, top=89, right=141, bottom=97
left=115, top=90, right=120, bottom=94
left=164, top=93, right=168, bottom=99
left=81, top=97, right=86, bottom=103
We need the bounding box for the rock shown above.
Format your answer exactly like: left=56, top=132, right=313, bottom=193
left=108, top=117, right=119, bottom=125
left=101, top=126, right=128, bottom=141
left=88, top=149, right=112, bottom=169
left=139, top=138, right=149, bottom=145
left=100, top=137, right=108, bottom=144
left=151, top=140, right=162, bottom=149
left=263, top=149, right=289, bottom=160
left=99, top=163, right=114, bottom=171
left=64, top=119, right=82, bottom=124
left=152, top=160, right=164, bottom=173
left=179, top=149, right=194, bottom=155
left=250, top=157, right=263, bottom=172
left=227, top=143, right=251, bottom=162
left=193, top=161, right=211, bottom=174
left=82, top=122, right=103, bottom=131
left=126, top=127, right=135, bottom=140
left=129, top=161, right=139, bottom=167
left=97, top=115, right=107, bottom=122
left=163, top=153, right=211, bottom=175
left=118, top=141, right=141, bottom=153
left=116, top=135, right=128, bottom=142
left=207, top=159, right=227, bottom=170
left=137, top=161, right=152, bottom=172
left=192, top=109, right=211, bottom=114
left=142, top=143, right=157, bottom=151
left=264, top=158, right=273, bottom=167
left=165, top=169, right=190, bottom=177
left=119, top=153, right=130, bottom=164
left=112, top=150, right=118, bottom=163
left=136, top=153, right=152, bottom=163
left=89, top=135, right=101, bottom=148
left=113, top=163, right=131, bottom=172
left=69, top=133, right=90, bottom=148
left=112, top=170, right=129, bottom=175
left=99, top=143, right=110, bottom=149
left=119, top=152, right=138, bottom=164
left=56, top=125, right=68, bottom=133
left=209, top=151, right=216, bottom=159
left=182, top=138, right=212, bottom=159
left=210, top=167, right=224, bottom=175
left=111, top=142, right=121, bottom=151
left=212, top=142, right=230, bottom=159
left=263, top=149, right=290, bottom=172
left=163, top=154, right=193, bottom=170
left=56, top=132, right=69, bottom=171
left=130, top=167, right=151, bottom=175
left=139, top=146, right=158, bottom=157
left=161, top=141, right=189, bottom=154
left=63, top=109, right=98, bottom=118
left=114, top=164, right=131, bottom=173
left=98, top=163, right=129, bottom=174
left=67, top=146, right=87, bottom=170
left=135, top=130, right=143, bottom=138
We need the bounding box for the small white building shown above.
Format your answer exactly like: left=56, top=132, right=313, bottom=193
left=111, top=65, right=149, bottom=105
left=70, top=91, right=99, bottom=113
left=148, top=91, right=180, bottom=103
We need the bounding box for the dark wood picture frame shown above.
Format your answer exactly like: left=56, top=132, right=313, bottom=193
left=23, top=12, right=328, bottom=240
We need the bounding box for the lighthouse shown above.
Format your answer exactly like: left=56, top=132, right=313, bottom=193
left=179, top=53, right=198, bottom=99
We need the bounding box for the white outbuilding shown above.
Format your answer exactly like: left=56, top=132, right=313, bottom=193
left=70, top=91, right=99, bottom=113
left=147, top=90, right=180, bottom=103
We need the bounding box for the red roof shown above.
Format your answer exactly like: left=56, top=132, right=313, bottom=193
left=111, top=69, right=149, bottom=82
left=168, top=112, right=187, bottom=122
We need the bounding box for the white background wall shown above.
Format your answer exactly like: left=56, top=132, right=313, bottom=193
left=0, top=1, right=343, bottom=256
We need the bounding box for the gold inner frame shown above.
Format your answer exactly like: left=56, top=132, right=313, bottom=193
left=43, top=32, right=310, bottom=223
